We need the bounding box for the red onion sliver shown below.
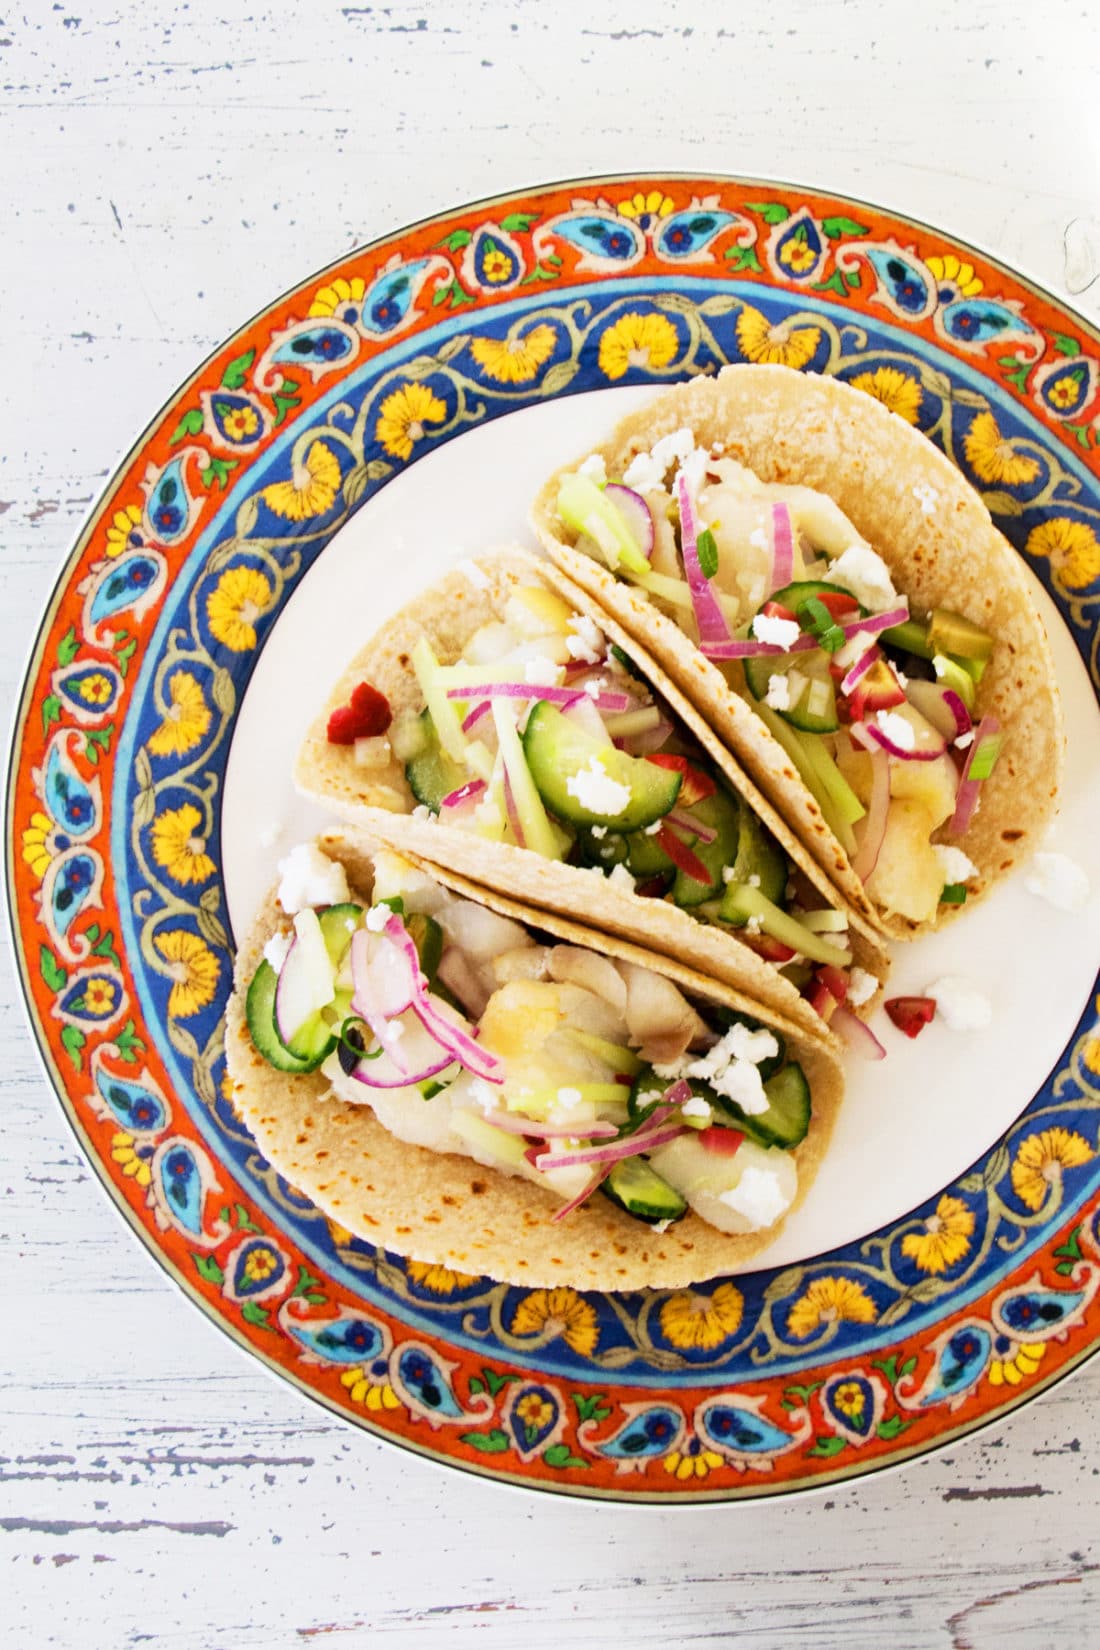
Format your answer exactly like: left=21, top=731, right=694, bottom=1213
left=840, top=643, right=881, bottom=697
left=441, top=778, right=487, bottom=811
left=702, top=602, right=910, bottom=662
left=861, top=720, right=947, bottom=762
left=502, top=767, right=526, bottom=848
left=831, top=1006, right=887, bottom=1061
left=461, top=700, right=491, bottom=734
left=677, top=470, right=732, bottom=647
left=849, top=724, right=891, bottom=882
left=949, top=715, right=1000, bottom=835
left=382, top=914, right=503, bottom=1083
left=618, top=717, right=675, bottom=755
left=535, top=1124, right=687, bottom=1172
left=666, top=809, right=717, bottom=845
left=941, top=689, right=973, bottom=740
left=550, top=1163, right=614, bottom=1222
left=770, top=501, right=794, bottom=592
left=479, top=1111, right=618, bottom=1140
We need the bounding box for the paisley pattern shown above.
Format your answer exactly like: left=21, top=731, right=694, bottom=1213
left=8, top=176, right=1100, bottom=1501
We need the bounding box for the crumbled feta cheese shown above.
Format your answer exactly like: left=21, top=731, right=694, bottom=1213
left=365, top=904, right=389, bottom=932
left=455, top=556, right=490, bottom=590
left=583, top=677, right=606, bottom=699
left=654, top=1023, right=778, bottom=1115
left=680, top=1096, right=713, bottom=1122
left=608, top=862, right=637, bottom=892
left=651, top=1218, right=675, bottom=1234
left=954, top=730, right=975, bottom=750
left=721, top=865, right=736, bottom=884
left=752, top=613, right=801, bottom=649
left=565, top=613, right=605, bottom=665
left=258, top=820, right=283, bottom=849
left=934, top=845, right=979, bottom=885
left=382, top=1019, right=405, bottom=1044
left=824, top=543, right=898, bottom=613
left=555, top=1086, right=583, bottom=1111
left=577, top=452, right=607, bottom=485
left=469, top=1077, right=498, bottom=1113
left=747, top=873, right=761, bottom=889
left=677, top=446, right=709, bottom=495
left=719, top=1166, right=791, bottom=1227
left=277, top=842, right=350, bottom=915
left=926, top=975, right=993, bottom=1032
left=1024, top=852, right=1090, bottom=912
left=644, top=820, right=663, bottom=836
left=263, top=931, right=292, bottom=972
left=912, top=482, right=940, bottom=516
left=589, top=824, right=608, bottom=840
left=846, top=967, right=879, bottom=1008
left=411, top=804, right=431, bottom=821
left=764, top=672, right=792, bottom=711
left=623, top=427, right=696, bottom=492
left=875, top=709, right=915, bottom=750
left=565, top=757, right=632, bottom=817
left=834, top=627, right=879, bottom=672
left=748, top=526, right=768, bottom=552
left=745, top=915, right=763, bottom=935
left=524, top=655, right=561, bottom=686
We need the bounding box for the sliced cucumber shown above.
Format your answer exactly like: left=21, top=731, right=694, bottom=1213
left=669, top=787, right=741, bottom=907
left=717, top=882, right=852, bottom=967
left=405, top=709, right=465, bottom=811
left=729, top=799, right=788, bottom=906
left=246, top=960, right=330, bottom=1073
left=767, top=578, right=861, bottom=615
left=714, top=1061, right=810, bottom=1149
left=602, top=1156, right=688, bottom=1224
left=743, top=649, right=839, bottom=733
left=317, top=903, right=363, bottom=970
left=522, top=701, right=682, bottom=831
left=405, top=911, right=444, bottom=982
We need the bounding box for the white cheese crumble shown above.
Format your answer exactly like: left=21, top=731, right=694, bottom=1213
left=365, top=904, right=389, bottom=932
left=523, top=655, right=561, bottom=686
left=764, top=672, right=792, bottom=711
left=565, top=613, right=605, bottom=665
left=719, top=1166, right=791, bottom=1227
left=583, top=677, right=606, bottom=700
left=912, top=482, right=940, bottom=516
left=654, top=1023, right=779, bottom=1115
left=846, top=966, right=879, bottom=1008
left=622, top=426, right=696, bottom=492
left=277, top=842, right=350, bottom=915
left=411, top=803, right=431, bottom=821
left=1024, top=852, right=1090, bottom=912
left=590, top=824, right=608, bottom=839
left=565, top=757, right=632, bottom=817
left=608, top=862, right=637, bottom=892
left=876, top=709, right=915, bottom=750
left=934, top=844, right=979, bottom=885
left=577, top=452, right=607, bottom=485
left=455, top=556, right=490, bottom=590
left=824, top=543, right=898, bottom=613
left=644, top=820, right=663, bottom=836
left=752, top=613, right=801, bottom=649
left=748, top=526, right=768, bottom=552
left=926, top=975, right=993, bottom=1032
left=680, top=1096, right=713, bottom=1123
left=469, top=1077, right=499, bottom=1114
left=954, top=730, right=975, bottom=750
left=555, top=1086, right=583, bottom=1111
left=263, top=931, right=292, bottom=972
left=834, top=627, right=879, bottom=672
left=651, top=1218, right=675, bottom=1234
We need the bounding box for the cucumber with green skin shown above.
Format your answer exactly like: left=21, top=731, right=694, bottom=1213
left=729, top=802, right=788, bottom=907
left=743, top=578, right=860, bottom=733
left=246, top=960, right=331, bottom=1073
left=628, top=1047, right=805, bottom=1148
left=405, top=709, right=465, bottom=811
left=602, top=1156, right=688, bottom=1224
left=668, top=787, right=741, bottom=907
left=522, top=701, right=681, bottom=831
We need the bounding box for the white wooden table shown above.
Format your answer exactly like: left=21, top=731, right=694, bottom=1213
left=3, top=3, right=1099, bottom=1645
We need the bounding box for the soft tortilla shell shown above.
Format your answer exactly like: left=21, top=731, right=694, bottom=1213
left=531, top=364, right=1065, bottom=939
left=293, top=548, right=887, bottom=1040
left=224, top=833, right=845, bottom=1290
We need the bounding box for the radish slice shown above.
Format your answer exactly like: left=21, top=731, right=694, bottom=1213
left=381, top=915, right=503, bottom=1083
left=849, top=724, right=891, bottom=882
left=274, top=935, right=332, bottom=1047
left=604, top=484, right=654, bottom=559
left=831, top=1006, right=887, bottom=1060
left=769, top=501, right=795, bottom=592
left=949, top=715, right=1001, bottom=835
left=350, top=926, right=418, bottom=1018
left=342, top=1014, right=457, bottom=1089
left=677, top=470, right=733, bottom=648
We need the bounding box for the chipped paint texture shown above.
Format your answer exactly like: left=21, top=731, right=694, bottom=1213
left=2, top=0, right=1099, bottom=1645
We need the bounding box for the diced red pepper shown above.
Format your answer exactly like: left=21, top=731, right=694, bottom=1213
left=808, top=981, right=838, bottom=1022
left=762, top=600, right=798, bottom=623
left=646, top=752, right=715, bottom=806
left=698, top=1126, right=744, bottom=1156
left=807, top=590, right=860, bottom=620
left=816, top=964, right=850, bottom=1004
left=656, top=824, right=713, bottom=886
left=326, top=680, right=393, bottom=745
left=884, top=996, right=937, bottom=1038
left=846, top=658, right=906, bottom=722
left=739, top=930, right=797, bottom=964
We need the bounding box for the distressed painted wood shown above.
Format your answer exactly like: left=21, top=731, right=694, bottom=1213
left=2, top=0, right=1098, bottom=1644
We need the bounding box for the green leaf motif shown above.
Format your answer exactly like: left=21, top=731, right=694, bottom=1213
left=437, top=228, right=472, bottom=252
left=241, top=1301, right=271, bottom=1328
left=459, top=1429, right=510, bottom=1454
left=41, top=694, right=63, bottom=736
left=782, top=1380, right=823, bottom=1406
left=90, top=928, right=122, bottom=968
left=519, top=263, right=560, bottom=285
left=572, top=1392, right=611, bottom=1424
left=808, top=1435, right=846, bottom=1458
left=221, top=348, right=256, bottom=390
left=170, top=407, right=204, bottom=445
left=811, top=270, right=851, bottom=300
left=845, top=267, right=861, bottom=288
left=1066, top=422, right=1092, bottom=448
left=234, top=1201, right=261, bottom=1234
left=57, top=626, right=80, bottom=666
left=821, top=215, right=870, bottom=239
left=481, top=1367, right=521, bottom=1398
left=60, top=1025, right=86, bottom=1070
left=193, top=1254, right=225, bottom=1285
left=115, top=1019, right=144, bottom=1062
left=543, top=1443, right=589, bottom=1470
left=744, top=201, right=790, bottom=225
left=200, top=457, right=237, bottom=491
left=900, top=1355, right=918, bottom=1379
left=116, top=638, right=138, bottom=677
left=292, top=1265, right=322, bottom=1299
left=467, top=1376, right=485, bottom=1396
left=1052, top=331, right=1081, bottom=358
left=39, top=945, right=68, bottom=993
left=500, top=212, right=539, bottom=233
left=876, top=1415, right=913, bottom=1441
left=724, top=245, right=763, bottom=273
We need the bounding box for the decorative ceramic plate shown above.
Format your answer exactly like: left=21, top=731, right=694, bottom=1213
left=9, top=176, right=1100, bottom=1502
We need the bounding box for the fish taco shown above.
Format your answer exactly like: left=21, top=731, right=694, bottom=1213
left=224, top=833, right=845, bottom=1289
left=293, top=549, right=889, bottom=1043
left=532, top=363, right=1064, bottom=938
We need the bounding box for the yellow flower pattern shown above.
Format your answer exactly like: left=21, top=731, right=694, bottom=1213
left=597, top=312, right=679, bottom=381
left=84, top=978, right=118, bottom=1015
left=110, top=1131, right=152, bottom=1188
left=663, top=1446, right=724, bottom=1482
left=926, top=254, right=983, bottom=298
left=150, top=804, right=216, bottom=885
left=787, top=1276, right=877, bottom=1340
left=510, top=1287, right=599, bottom=1357
left=340, top=1366, right=402, bottom=1410
left=988, top=1341, right=1046, bottom=1387
left=148, top=670, right=212, bottom=759
left=736, top=303, right=821, bottom=369
left=618, top=190, right=674, bottom=221
left=830, top=1380, right=867, bottom=1422
left=78, top=672, right=114, bottom=706
left=963, top=411, right=1041, bottom=486
left=309, top=275, right=366, bottom=319
left=1083, top=1037, right=1100, bottom=1079
left=221, top=404, right=259, bottom=442
left=850, top=365, right=922, bottom=425
left=470, top=323, right=557, bottom=385
left=206, top=565, right=273, bottom=651
left=659, top=1283, right=744, bottom=1351
left=105, top=503, right=143, bottom=557
left=405, top=1259, right=479, bottom=1294
left=375, top=382, right=447, bottom=461
left=242, top=1246, right=279, bottom=1283
left=22, top=811, right=54, bottom=879
left=778, top=238, right=816, bottom=274
left=154, top=928, right=220, bottom=1018
left=901, top=1195, right=975, bottom=1274
left=514, top=1392, right=554, bottom=1430
left=1026, top=518, right=1100, bottom=591
left=261, top=439, right=342, bottom=521
left=1010, top=1127, right=1094, bottom=1212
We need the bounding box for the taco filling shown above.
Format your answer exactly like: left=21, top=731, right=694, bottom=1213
left=245, top=843, right=817, bottom=1235
left=554, top=440, right=1002, bottom=926
left=329, top=575, right=873, bottom=1022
